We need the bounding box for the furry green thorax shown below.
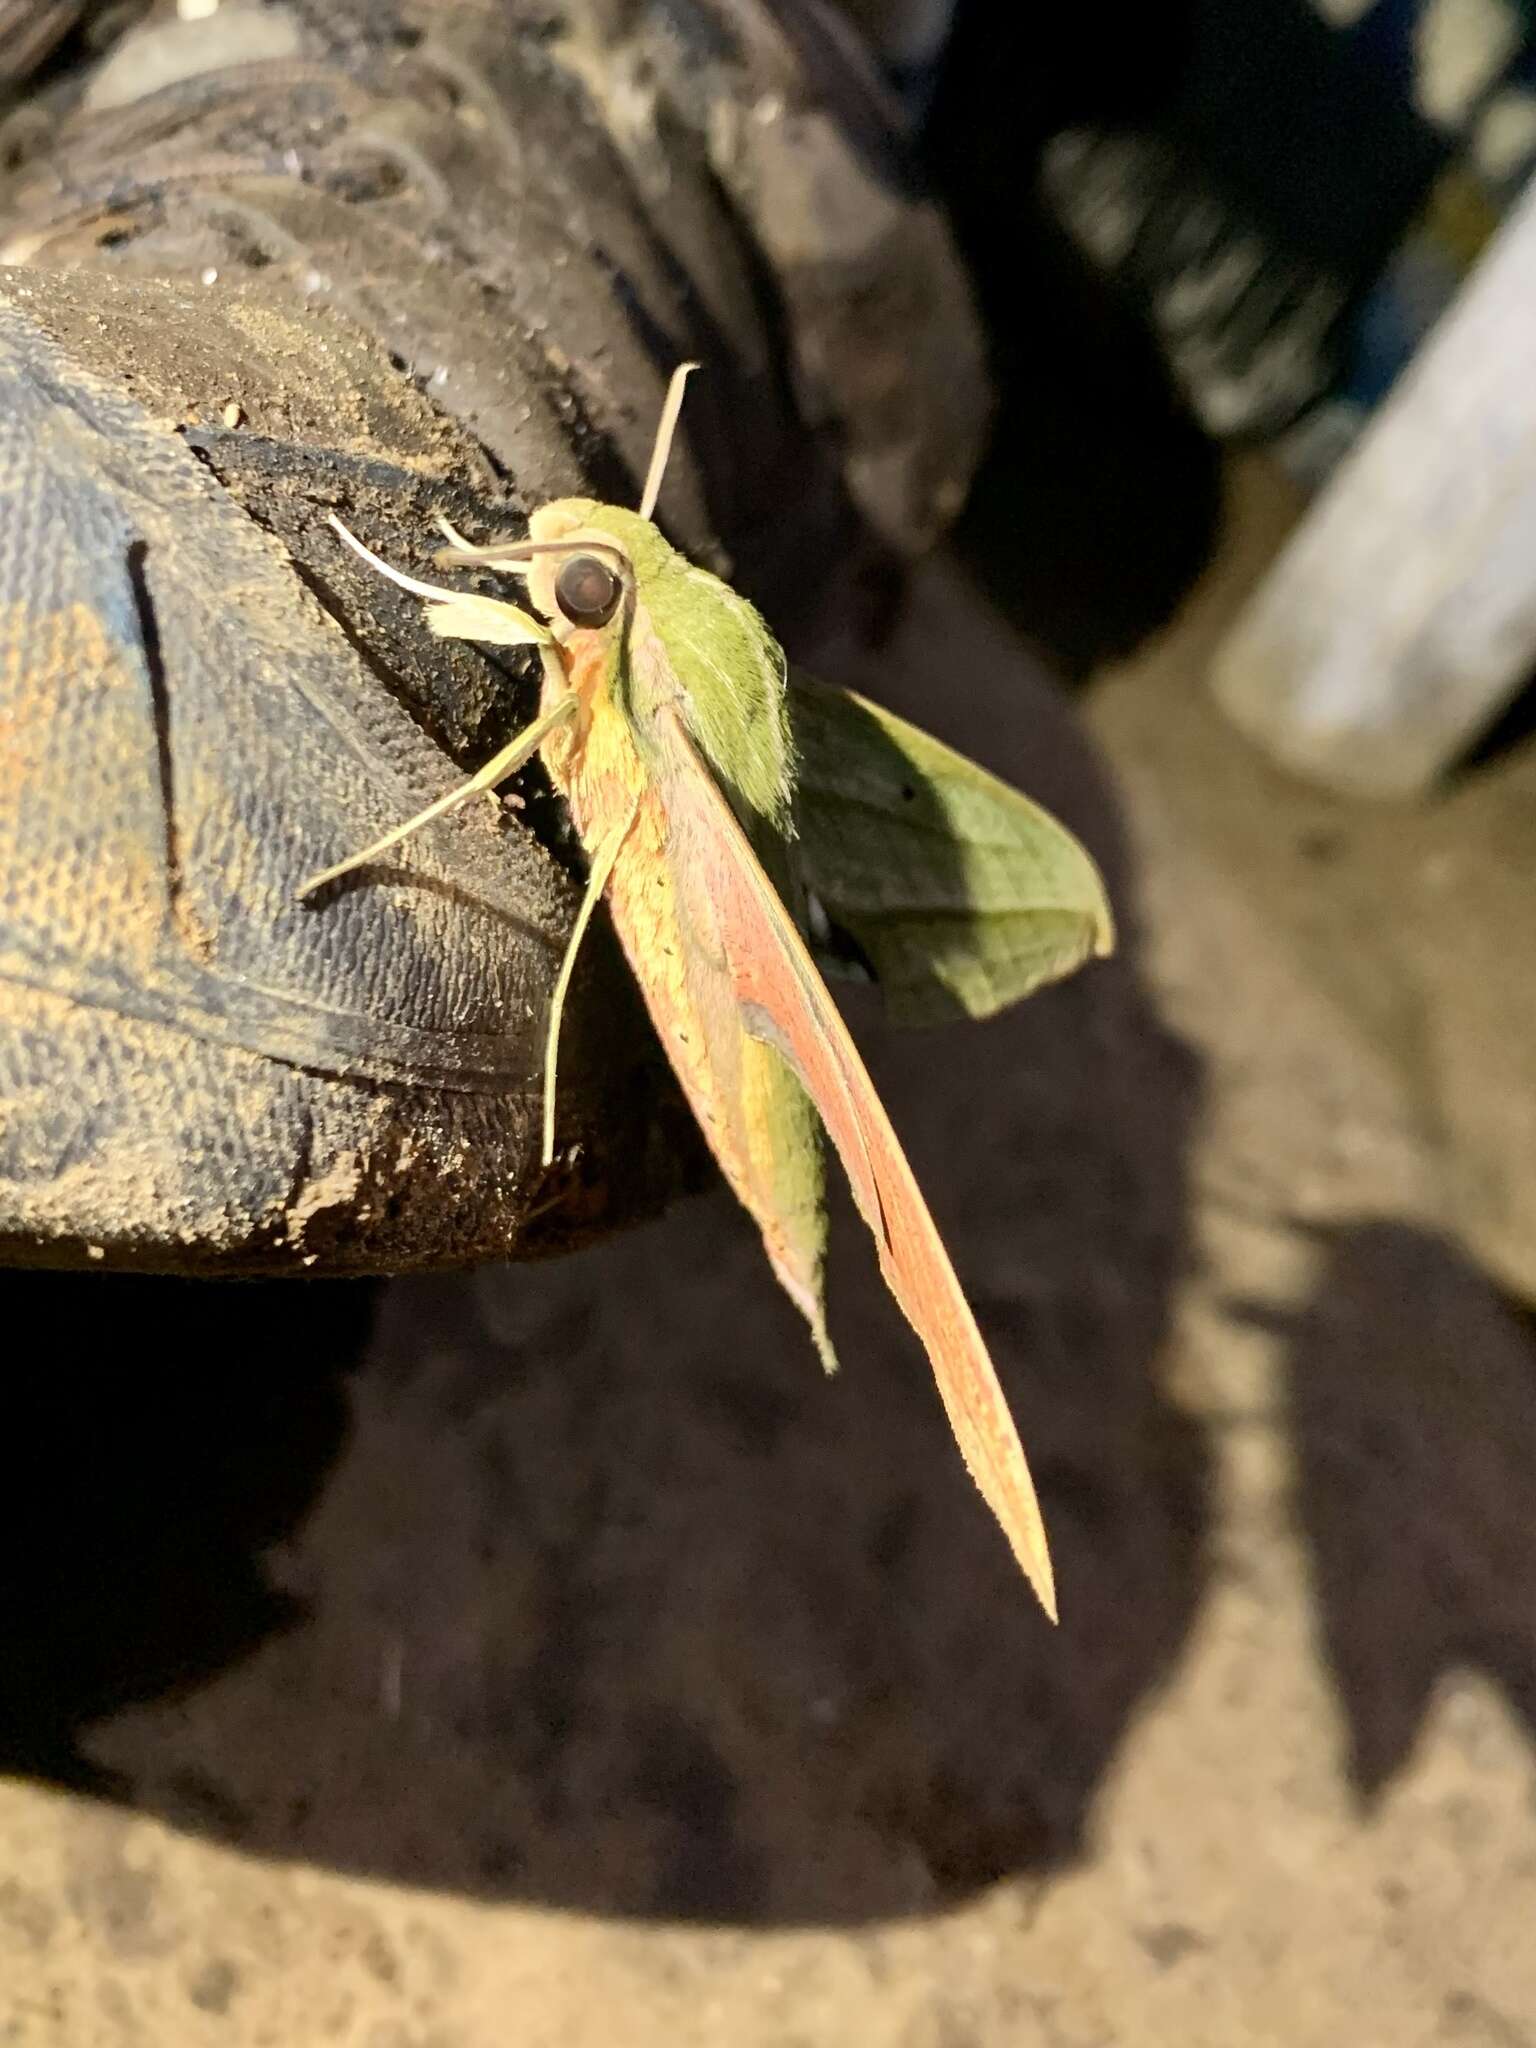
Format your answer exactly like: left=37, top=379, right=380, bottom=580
left=545, top=499, right=795, bottom=837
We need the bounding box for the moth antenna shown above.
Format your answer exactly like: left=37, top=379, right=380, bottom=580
left=637, top=360, right=699, bottom=522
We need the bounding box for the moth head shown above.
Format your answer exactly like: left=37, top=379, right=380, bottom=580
left=522, top=503, right=634, bottom=653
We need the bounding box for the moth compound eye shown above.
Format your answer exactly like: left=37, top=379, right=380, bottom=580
left=554, top=553, right=623, bottom=628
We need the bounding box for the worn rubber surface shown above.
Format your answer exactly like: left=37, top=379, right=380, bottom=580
left=0, top=272, right=694, bottom=1271
left=0, top=0, right=989, bottom=1272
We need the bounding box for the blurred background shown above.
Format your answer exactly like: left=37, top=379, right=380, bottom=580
left=2, top=2, right=1535, bottom=2043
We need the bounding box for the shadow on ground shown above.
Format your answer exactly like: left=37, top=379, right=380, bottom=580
left=1, top=572, right=1209, bottom=1925
left=0, top=1276, right=372, bottom=1791
left=1254, top=1221, right=1536, bottom=1799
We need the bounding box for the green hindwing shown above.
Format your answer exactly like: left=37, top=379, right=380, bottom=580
left=788, top=673, right=1115, bottom=1027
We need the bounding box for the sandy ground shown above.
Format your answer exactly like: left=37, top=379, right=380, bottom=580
left=4, top=483, right=1536, bottom=2044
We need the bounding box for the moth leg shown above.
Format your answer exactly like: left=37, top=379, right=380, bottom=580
left=542, top=794, right=640, bottom=1166
left=434, top=512, right=478, bottom=553
left=298, top=692, right=577, bottom=897
left=329, top=514, right=549, bottom=649
left=432, top=512, right=531, bottom=568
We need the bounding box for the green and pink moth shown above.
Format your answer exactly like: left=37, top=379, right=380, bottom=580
left=302, top=366, right=1112, bottom=1617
